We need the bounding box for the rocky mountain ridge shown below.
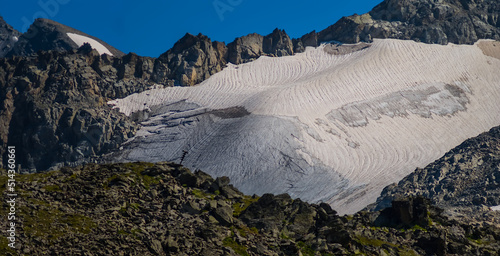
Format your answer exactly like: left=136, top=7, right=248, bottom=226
left=319, top=0, right=500, bottom=44
left=5, top=0, right=500, bottom=86
left=1, top=162, right=499, bottom=255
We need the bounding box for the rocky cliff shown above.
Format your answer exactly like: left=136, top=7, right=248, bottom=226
left=1, top=162, right=499, bottom=255
left=0, top=44, right=160, bottom=171
left=368, top=126, right=500, bottom=225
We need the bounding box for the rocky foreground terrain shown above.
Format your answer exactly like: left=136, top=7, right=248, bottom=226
left=1, top=161, right=499, bottom=256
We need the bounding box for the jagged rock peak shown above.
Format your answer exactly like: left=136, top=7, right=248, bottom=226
left=154, top=32, right=228, bottom=86
left=7, top=18, right=124, bottom=57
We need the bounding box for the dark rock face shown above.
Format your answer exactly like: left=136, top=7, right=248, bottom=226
left=368, top=126, right=500, bottom=225
left=0, top=45, right=161, bottom=171
left=318, top=0, right=500, bottom=44
left=228, top=28, right=295, bottom=65
left=0, top=16, right=21, bottom=58
left=6, top=18, right=124, bottom=57
left=154, top=33, right=228, bottom=86
left=1, top=162, right=499, bottom=255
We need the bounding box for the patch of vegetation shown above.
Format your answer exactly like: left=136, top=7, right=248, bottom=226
left=0, top=173, right=7, bottom=188
left=191, top=188, right=215, bottom=200
left=103, top=163, right=161, bottom=190
left=397, top=248, right=420, bottom=256
left=466, top=236, right=493, bottom=245
left=117, top=228, right=140, bottom=239
left=356, top=236, right=398, bottom=248
left=17, top=171, right=57, bottom=183
left=223, top=237, right=249, bottom=256
left=21, top=200, right=97, bottom=241
left=124, top=162, right=155, bottom=173
left=280, top=231, right=290, bottom=240
left=0, top=236, right=17, bottom=255
left=233, top=226, right=258, bottom=239
left=43, top=184, right=62, bottom=192
left=356, top=235, right=419, bottom=256
left=297, top=241, right=315, bottom=256
left=232, top=195, right=259, bottom=217
left=411, top=225, right=427, bottom=231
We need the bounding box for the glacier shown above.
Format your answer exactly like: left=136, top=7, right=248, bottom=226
left=108, top=39, right=500, bottom=214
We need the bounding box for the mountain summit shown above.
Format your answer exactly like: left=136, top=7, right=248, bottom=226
left=6, top=18, right=124, bottom=57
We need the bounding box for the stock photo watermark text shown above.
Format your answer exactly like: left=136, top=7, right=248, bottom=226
left=5, top=146, right=17, bottom=249
left=213, top=0, right=244, bottom=21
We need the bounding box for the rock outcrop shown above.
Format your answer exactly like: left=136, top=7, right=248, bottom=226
left=153, top=33, right=228, bottom=86
left=318, top=0, right=500, bottom=44
left=228, top=28, right=295, bottom=65
left=368, top=126, right=500, bottom=225
left=0, top=17, right=21, bottom=58
left=1, top=162, right=499, bottom=255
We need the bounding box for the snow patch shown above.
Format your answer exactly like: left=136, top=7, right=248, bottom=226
left=66, top=33, right=113, bottom=56
left=491, top=206, right=500, bottom=211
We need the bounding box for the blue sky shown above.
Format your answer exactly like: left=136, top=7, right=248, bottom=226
left=1, top=0, right=382, bottom=57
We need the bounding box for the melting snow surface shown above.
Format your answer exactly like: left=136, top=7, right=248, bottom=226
left=492, top=206, right=500, bottom=211
left=109, top=39, right=500, bottom=214
left=67, top=33, right=113, bottom=56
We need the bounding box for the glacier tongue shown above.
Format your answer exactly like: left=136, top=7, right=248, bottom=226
left=109, top=39, right=500, bottom=214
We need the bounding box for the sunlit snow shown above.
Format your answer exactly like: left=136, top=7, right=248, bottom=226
left=109, top=39, right=500, bottom=214
left=67, top=32, right=113, bottom=56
